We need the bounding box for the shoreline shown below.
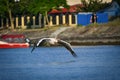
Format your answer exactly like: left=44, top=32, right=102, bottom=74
left=0, top=25, right=120, bottom=46
left=29, top=38, right=120, bottom=46
left=69, top=40, right=120, bottom=46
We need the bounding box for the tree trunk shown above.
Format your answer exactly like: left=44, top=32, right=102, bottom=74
left=39, top=13, right=42, bottom=27
left=8, top=9, right=14, bottom=29
left=45, top=11, right=50, bottom=28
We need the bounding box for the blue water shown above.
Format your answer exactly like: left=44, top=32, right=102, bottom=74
left=0, top=46, right=120, bottom=80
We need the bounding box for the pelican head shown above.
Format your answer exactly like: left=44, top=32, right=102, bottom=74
left=25, top=38, right=31, bottom=43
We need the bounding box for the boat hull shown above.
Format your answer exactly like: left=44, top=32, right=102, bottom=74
left=0, top=43, right=29, bottom=48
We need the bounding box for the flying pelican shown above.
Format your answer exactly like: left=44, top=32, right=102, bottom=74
left=31, top=38, right=77, bottom=57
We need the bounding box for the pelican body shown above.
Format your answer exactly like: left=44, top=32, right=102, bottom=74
left=31, top=38, right=77, bottom=57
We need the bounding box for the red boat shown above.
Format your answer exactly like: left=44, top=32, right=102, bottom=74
left=0, top=34, right=29, bottom=48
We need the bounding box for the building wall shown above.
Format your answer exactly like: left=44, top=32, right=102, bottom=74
left=98, top=1, right=120, bottom=18
left=0, top=14, right=77, bottom=29
left=67, top=0, right=112, bottom=5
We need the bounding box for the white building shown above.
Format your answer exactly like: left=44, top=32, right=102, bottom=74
left=67, top=0, right=112, bottom=5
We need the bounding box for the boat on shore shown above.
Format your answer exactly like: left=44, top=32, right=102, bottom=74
left=0, top=34, right=29, bottom=48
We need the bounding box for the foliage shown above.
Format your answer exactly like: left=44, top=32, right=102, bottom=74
left=27, top=0, right=68, bottom=15
left=0, top=0, right=30, bottom=16
left=13, top=0, right=31, bottom=15
left=0, top=0, right=16, bottom=29
left=0, top=0, right=30, bottom=29
left=0, top=0, right=68, bottom=29
left=78, top=0, right=108, bottom=12
left=27, top=0, right=68, bottom=27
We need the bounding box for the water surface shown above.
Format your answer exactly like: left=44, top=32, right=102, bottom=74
left=0, top=46, right=120, bottom=80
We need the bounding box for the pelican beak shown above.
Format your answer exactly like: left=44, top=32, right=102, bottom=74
left=26, top=38, right=30, bottom=43
left=31, top=46, right=35, bottom=53
left=31, top=43, right=36, bottom=53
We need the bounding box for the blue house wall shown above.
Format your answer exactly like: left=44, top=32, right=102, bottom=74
left=77, top=13, right=108, bottom=26
left=97, top=13, right=108, bottom=23
left=77, top=13, right=92, bottom=26
left=97, top=1, right=120, bottom=18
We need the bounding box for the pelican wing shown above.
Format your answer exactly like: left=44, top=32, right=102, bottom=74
left=58, top=39, right=77, bottom=57
left=37, top=38, right=46, bottom=46
left=31, top=38, right=45, bottom=53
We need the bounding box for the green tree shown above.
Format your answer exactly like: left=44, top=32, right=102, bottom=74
left=78, top=0, right=108, bottom=12
left=27, top=0, right=68, bottom=27
left=0, top=0, right=20, bottom=29
left=0, top=0, right=68, bottom=29
left=0, top=0, right=30, bottom=29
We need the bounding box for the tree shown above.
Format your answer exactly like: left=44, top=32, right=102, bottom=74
left=78, top=0, right=108, bottom=12
left=0, top=0, right=19, bottom=29
left=27, top=0, right=68, bottom=27
left=0, top=0, right=30, bottom=29
left=0, top=0, right=68, bottom=29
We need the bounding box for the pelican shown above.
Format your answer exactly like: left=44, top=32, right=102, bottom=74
left=31, top=38, right=77, bottom=57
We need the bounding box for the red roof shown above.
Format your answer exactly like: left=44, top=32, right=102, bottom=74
left=49, top=4, right=82, bottom=14
left=49, top=9, right=61, bottom=14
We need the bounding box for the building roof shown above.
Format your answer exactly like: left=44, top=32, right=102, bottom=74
left=49, top=0, right=112, bottom=14
left=48, top=4, right=82, bottom=14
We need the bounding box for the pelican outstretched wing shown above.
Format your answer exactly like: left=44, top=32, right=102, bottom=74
left=58, top=39, right=77, bottom=57
left=31, top=38, right=45, bottom=53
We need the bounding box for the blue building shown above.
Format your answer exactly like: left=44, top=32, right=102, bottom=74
left=77, top=13, right=108, bottom=26
left=98, top=1, right=120, bottom=19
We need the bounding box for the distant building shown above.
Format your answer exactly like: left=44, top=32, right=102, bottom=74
left=67, top=0, right=81, bottom=5
left=67, top=0, right=112, bottom=5
left=98, top=1, right=120, bottom=18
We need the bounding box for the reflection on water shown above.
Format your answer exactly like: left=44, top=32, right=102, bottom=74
left=0, top=45, right=120, bottom=80
left=50, top=60, right=76, bottom=65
